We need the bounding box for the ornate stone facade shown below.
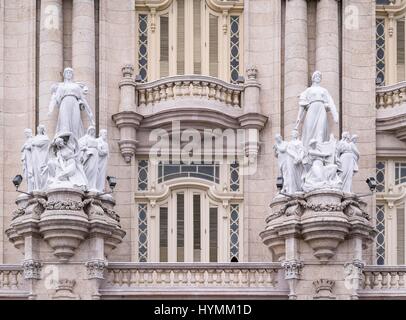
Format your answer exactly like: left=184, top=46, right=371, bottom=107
left=0, top=0, right=405, bottom=300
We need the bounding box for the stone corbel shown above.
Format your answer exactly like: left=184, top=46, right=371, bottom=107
left=113, top=64, right=144, bottom=163
left=281, top=259, right=303, bottom=300
left=388, top=13, right=394, bottom=37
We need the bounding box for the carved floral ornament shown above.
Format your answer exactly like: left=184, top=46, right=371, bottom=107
left=267, top=198, right=370, bottom=222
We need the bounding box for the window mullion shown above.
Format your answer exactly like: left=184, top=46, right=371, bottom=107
left=184, top=0, right=194, bottom=74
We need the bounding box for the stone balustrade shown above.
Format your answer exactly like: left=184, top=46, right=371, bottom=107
left=362, top=266, right=406, bottom=290
left=0, top=265, right=29, bottom=298
left=100, top=262, right=287, bottom=298
left=376, top=82, right=406, bottom=109
left=135, top=75, right=243, bottom=109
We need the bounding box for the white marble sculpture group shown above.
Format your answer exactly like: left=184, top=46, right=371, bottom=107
left=274, top=71, right=359, bottom=194
left=21, top=68, right=109, bottom=193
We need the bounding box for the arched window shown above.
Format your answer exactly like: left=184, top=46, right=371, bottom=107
left=135, top=0, right=243, bottom=83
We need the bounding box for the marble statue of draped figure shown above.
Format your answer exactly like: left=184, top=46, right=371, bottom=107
left=336, top=132, right=359, bottom=193
left=96, top=129, right=109, bottom=192
left=302, top=139, right=342, bottom=193
left=31, top=125, right=50, bottom=191
left=274, top=132, right=304, bottom=194
left=48, top=67, right=95, bottom=140
left=47, top=132, right=88, bottom=189
left=21, top=129, right=34, bottom=193
left=295, top=71, right=339, bottom=148
left=79, top=126, right=99, bottom=192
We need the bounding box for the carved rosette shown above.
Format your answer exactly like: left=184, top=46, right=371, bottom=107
left=22, top=260, right=42, bottom=280
left=86, top=260, right=108, bottom=280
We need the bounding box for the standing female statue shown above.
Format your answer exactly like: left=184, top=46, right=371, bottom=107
left=48, top=67, right=95, bottom=140
left=336, top=132, right=359, bottom=193
left=96, top=129, right=109, bottom=192
left=31, top=125, right=50, bottom=191
left=21, top=129, right=34, bottom=193
left=79, top=126, right=99, bottom=192
left=274, top=133, right=304, bottom=194
left=295, top=71, right=339, bottom=148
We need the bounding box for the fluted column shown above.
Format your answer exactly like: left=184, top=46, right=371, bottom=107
left=39, top=0, right=63, bottom=136
left=72, top=0, right=96, bottom=129
left=284, top=0, right=308, bottom=138
left=315, top=0, right=340, bottom=128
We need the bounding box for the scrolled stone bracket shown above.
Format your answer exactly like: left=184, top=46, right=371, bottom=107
left=86, top=260, right=108, bottom=280
left=22, top=259, right=42, bottom=280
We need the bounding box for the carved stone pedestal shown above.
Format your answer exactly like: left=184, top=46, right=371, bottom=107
left=260, top=189, right=375, bottom=300
left=6, top=187, right=126, bottom=299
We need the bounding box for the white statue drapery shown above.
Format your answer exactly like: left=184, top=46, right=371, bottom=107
left=21, top=129, right=34, bottom=193
left=96, top=129, right=109, bottom=192
left=31, top=125, right=50, bottom=191
left=79, top=126, right=99, bottom=192
left=295, top=71, right=339, bottom=148
left=48, top=68, right=95, bottom=140
left=336, top=132, right=359, bottom=193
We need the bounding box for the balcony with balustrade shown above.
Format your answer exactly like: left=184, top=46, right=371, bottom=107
left=112, top=65, right=268, bottom=163
left=0, top=265, right=29, bottom=300
left=99, top=262, right=289, bottom=299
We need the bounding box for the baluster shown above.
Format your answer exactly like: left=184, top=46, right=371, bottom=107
left=183, top=81, right=191, bottom=97
left=153, top=87, right=160, bottom=104
left=192, top=81, right=200, bottom=97
left=167, top=83, right=174, bottom=100
left=232, top=90, right=240, bottom=108
left=373, top=271, right=381, bottom=288
left=146, top=88, right=153, bottom=106
left=10, top=271, right=18, bottom=289
left=363, top=271, right=371, bottom=289
left=208, top=83, right=216, bottom=100
left=398, top=272, right=405, bottom=288
left=138, top=89, right=146, bottom=107
left=201, top=81, right=209, bottom=99
left=394, top=89, right=401, bottom=106
left=122, top=270, right=129, bottom=287
left=226, top=89, right=233, bottom=105
left=173, top=81, right=182, bottom=98
left=113, top=270, right=120, bottom=286
left=400, top=87, right=406, bottom=103
left=215, top=85, right=222, bottom=101
left=159, top=84, right=167, bottom=102
left=389, top=272, right=398, bottom=288
left=386, top=92, right=393, bottom=108
left=377, top=93, right=385, bottom=109
left=381, top=271, right=389, bottom=288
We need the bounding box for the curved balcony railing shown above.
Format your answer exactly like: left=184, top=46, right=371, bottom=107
left=376, top=82, right=406, bottom=109
left=100, top=262, right=288, bottom=298
left=0, top=265, right=29, bottom=298
left=135, top=75, right=244, bottom=109
left=358, top=265, right=406, bottom=299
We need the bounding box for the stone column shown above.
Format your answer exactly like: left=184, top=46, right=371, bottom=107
left=284, top=0, right=308, bottom=138
left=315, top=0, right=340, bottom=130
left=39, top=0, right=64, bottom=136
left=72, top=0, right=96, bottom=129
